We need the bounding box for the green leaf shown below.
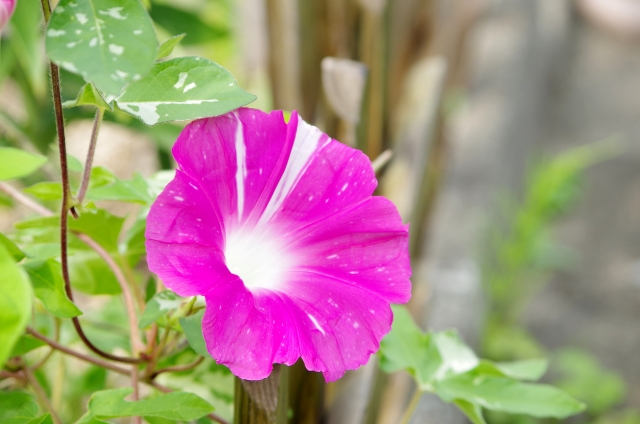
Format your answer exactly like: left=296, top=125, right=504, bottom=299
left=180, top=310, right=209, bottom=357
left=116, top=56, right=256, bottom=125
left=0, top=244, right=32, bottom=370
left=435, top=372, right=586, bottom=419
left=67, top=154, right=84, bottom=173
left=10, top=335, right=46, bottom=357
left=156, top=34, right=186, bottom=60
left=45, top=0, right=158, bottom=97
left=491, top=359, right=548, bottom=381
left=27, top=414, right=54, bottom=424
left=23, top=182, right=63, bottom=201
left=431, top=330, right=479, bottom=379
left=68, top=250, right=122, bottom=295
left=0, top=392, right=39, bottom=422
left=0, top=232, right=26, bottom=261
left=84, top=388, right=214, bottom=420
left=379, top=305, right=441, bottom=388
left=62, top=83, right=111, bottom=109
left=23, top=259, right=82, bottom=318
left=0, top=148, right=47, bottom=181
left=9, top=0, right=47, bottom=97
left=454, top=399, right=487, bottom=424
left=87, top=173, right=153, bottom=204
left=148, top=4, right=229, bottom=46
left=68, top=209, right=125, bottom=252
left=139, top=290, right=183, bottom=328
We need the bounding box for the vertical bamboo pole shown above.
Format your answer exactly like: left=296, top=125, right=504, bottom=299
left=234, top=365, right=289, bottom=424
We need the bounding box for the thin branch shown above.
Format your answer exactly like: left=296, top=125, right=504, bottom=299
left=75, top=232, right=145, bottom=355
left=400, top=389, right=422, bottom=424
left=22, top=364, right=63, bottom=424
left=150, top=356, right=204, bottom=379
left=372, top=149, right=393, bottom=174
left=132, top=366, right=142, bottom=424
left=0, top=182, right=54, bottom=217
left=26, top=328, right=130, bottom=375
left=75, top=108, right=104, bottom=205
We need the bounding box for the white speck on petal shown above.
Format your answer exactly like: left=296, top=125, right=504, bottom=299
left=108, top=44, right=124, bottom=55
left=174, top=196, right=184, bottom=201
left=75, top=13, right=88, bottom=24
left=47, top=29, right=66, bottom=37
left=183, top=82, right=196, bottom=93
left=99, top=7, right=127, bottom=20
left=308, top=314, right=326, bottom=335
left=174, top=72, right=188, bottom=89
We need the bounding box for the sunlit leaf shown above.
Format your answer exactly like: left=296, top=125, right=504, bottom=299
left=139, top=290, right=183, bottom=329
left=180, top=310, right=209, bottom=357
left=435, top=372, right=586, bottom=419
left=379, top=305, right=441, bottom=388
left=62, top=83, right=111, bottom=110
left=116, top=56, right=256, bottom=125
left=23, top=259, right=82, bottom=318
left=0, top=232, right=25, bottom=261
left=46, top=0, right=157, bottom=97
left=0, top=244, right=32, bottom=369
left=83, top=388, right=214, bottom=420
left=0, top=392, right=39, bottom=422
left=156, top=34, right=186, bottom=60
left=0, top=147, right=47, bottom=181
left=23, top=182, right=63, bottom=201
left=10, top=335, right=47, bottom=357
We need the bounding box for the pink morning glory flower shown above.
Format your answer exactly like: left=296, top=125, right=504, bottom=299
left=0, top=0, right=16, bottom=31
left=145, top=108, right=411, bottom=382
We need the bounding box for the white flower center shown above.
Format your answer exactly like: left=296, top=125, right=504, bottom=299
left=224, top=226, right=294, bottom=292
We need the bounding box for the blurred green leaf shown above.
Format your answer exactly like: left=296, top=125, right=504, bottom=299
left=23, top=182, right=63, bottom=201
left=62, top=83, right=111, bottom=110
left=27, top=414, right=54, bottom=424
left=116, top=56, right=256, bottom=125
left=139, top=290, right=183, bottom=328
left=10, top=335, right=47, bottom=357
left=554, top=348, right=626, bottom=415
left=379, top=305, right=441, bottom=388
left=156, top=34, right=186, bottom=60
left=68, top=249, right=122, bottom=295
left=148, top=4, right=229, bottom=45
left=46, top=0, right=157, bottom=97
left=0, top=392, right=39, bottom=422
left=435, top=372, right=586, bottom=419
left=9, top=0, right=47, bottom=98
left=0, top=232, right=26, bottom=261
left=180, top=310, right=209, bottom=357
left=432, top=330, right=479, bottom=379
left=81, top=388, right=214, bottom=420
left=23, top=259, right=82, bottom=318
left=68, top=209, right=125, bottom=252
left=454, top=399, right=487, bottom=424
left=0, top=243, right=32, bottom=369
left=0, top=148, right=47, bottom=181
left=87, top=173, right=153, bottom=204
left=492, top=358, right=548, bottom=381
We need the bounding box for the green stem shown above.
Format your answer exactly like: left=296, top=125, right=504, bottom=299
left=75, top=108, right=104, bottom=205
left=400, top=389, right=422, bottom=424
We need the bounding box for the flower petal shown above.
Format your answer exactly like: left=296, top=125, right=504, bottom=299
left=290, top=197, right=411, bottom=303
left=172, top=108, right=296, bottom=230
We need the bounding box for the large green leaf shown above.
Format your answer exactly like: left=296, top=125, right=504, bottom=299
left=23, top=259, right=82, bottom=318
left=0, top=244, right=32, bottom=369
left=435, top=372, right=586, bottom=419
left=0, top=232, right=26, bottom=261
left=45, top=0, right=157, bottom=97
left=116, top=56, right=256, bottom=125
left=180, top=310, right=209, bottom=357
left=0, top=148, right=48, bottom=181
left=0, top=392, right=39, bottom=423
left=82, top=388, right=214, bottom=420
left=379, top=305, right=441, bottom=388
left=139, top=290, right=183, bottom=329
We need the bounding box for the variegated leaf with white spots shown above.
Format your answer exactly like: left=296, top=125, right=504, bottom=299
left=45, top=0, right=157, bottom=97
left=115, top=56, right=256, bottom=125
